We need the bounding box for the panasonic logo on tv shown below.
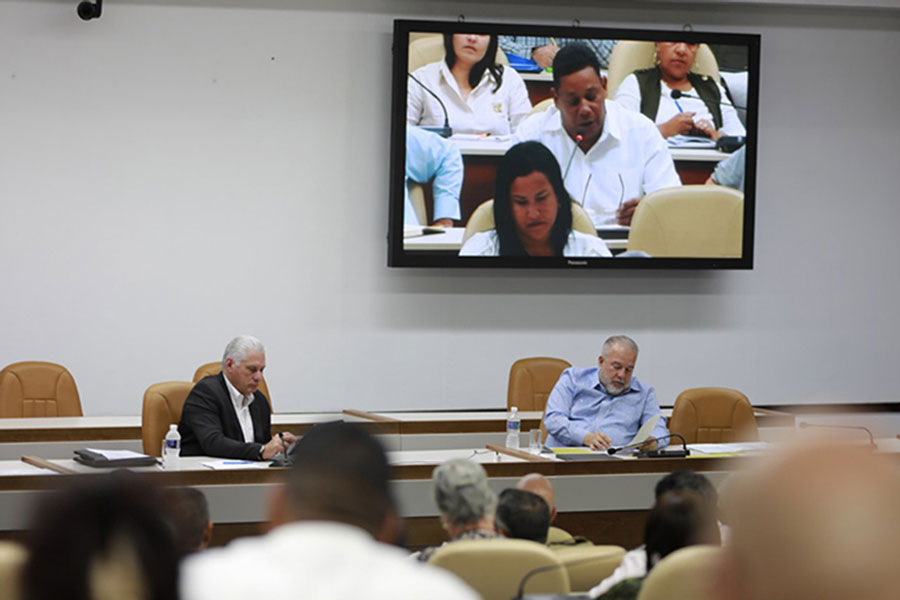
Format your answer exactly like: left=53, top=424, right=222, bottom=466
left=567, top=260, right=588, bottom=266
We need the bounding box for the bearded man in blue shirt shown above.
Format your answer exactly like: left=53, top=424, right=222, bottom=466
left=544, top=335, right=669, bottom=450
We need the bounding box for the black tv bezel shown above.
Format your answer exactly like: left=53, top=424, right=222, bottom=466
left=388, top=19, right=760, bottom=270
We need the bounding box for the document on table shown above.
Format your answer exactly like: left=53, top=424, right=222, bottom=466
left=83, top=448, right=152, bottom=460
left=687, top=442, right=772, bottom=454
left=202, top=460, right=271, bottom=470
left=667, top=134, right=716, bottom=148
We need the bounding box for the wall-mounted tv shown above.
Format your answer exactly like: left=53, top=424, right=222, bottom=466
left=388, top=19, right=759, bottom=269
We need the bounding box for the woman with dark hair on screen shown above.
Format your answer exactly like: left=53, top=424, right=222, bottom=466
left=408, top=33, right=531, bottom=136
left=613, top=42, right=745, bottom=141
left=459, top=142, right=611, bottom=257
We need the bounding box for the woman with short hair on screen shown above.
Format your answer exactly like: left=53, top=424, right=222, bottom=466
left=613, top=41, right=745, bottom=141
left=407, top=33, right=531, bottom=136
left=459, top=141, right=612, bottom=257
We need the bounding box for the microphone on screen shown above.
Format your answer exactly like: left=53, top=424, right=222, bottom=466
left=669, top=90, right=746, bottom=153
left=408, top=72, right=452, bottom=138
left=798, top=422, right=877, bottom=449
left=670, top=88, right=747, bottom=111
left=607, top=433, right=690, bottom=458
left=562, top=131, right=585, bottom=181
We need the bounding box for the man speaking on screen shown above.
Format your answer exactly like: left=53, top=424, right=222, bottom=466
left=513, top=43, right=681, bottom=227
left=544, top=335, right=668, bottom=450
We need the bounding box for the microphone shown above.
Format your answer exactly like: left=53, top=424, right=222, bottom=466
left=670, top=89, right=747, bottom=111
left=408, top=73, right=452, bottom=138
left=798, top=422, right=877, bottom=449
left=562, top=131, right=584, bottom=181
left=607, top=433, right=691, bottom=458
left=514, top=553, right=616, bottom=599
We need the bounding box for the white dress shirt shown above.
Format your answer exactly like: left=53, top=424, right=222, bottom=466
left=614, top=73, right=746, bottom=137
left=408, top=60, right=532, bottom=136
left=223, top=375, right=255, bottom=443
left=513, top=101, right=681, bottom=226
left=181, top=521, right=479, bottom=600
left=459, top=230, right=612, bottom=257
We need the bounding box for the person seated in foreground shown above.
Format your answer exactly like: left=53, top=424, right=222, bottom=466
left=613, top=41, right=745, bottom=141
left=408, top=33, right=531, bottom=136
left=179, top=335, right=296, bottom=460
left=161, top=487, right=214, bottom=556
left=181, top=423, right=478, bottom=600
left=591, top=469, right=720, bottom=596
left=716, top=443, right=900, bottom=600
left=494, top=488, right=551, bottom=544
left=405, top=124, right=463, bottom=228
left=416, top=458, right=498, bottom=562
left=544, top=335, right=668, bottom=450
left=513, top=43, right=680, bottom=226
left=458, top=141, right=612, bottom=257
left=706, top=144, right=746, bottom=192
left=592, top=489, right=720, bottom=600
left=22, top=472, right=179, bottom=600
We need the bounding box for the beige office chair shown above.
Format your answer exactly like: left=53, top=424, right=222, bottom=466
left=141, top=381, right=194, bottom=456
left=553, top=545, right=627, bottom=592
left=0, top=361, right=82, bottom=418
left=507, top=357, right=571, bottom=412
left=408, top=33, right=509, bottom=73
left=636, top=545, right=724, bottom=600
left=0, top=541, right=26, bottom=600
left=546, top=525, right=578, bottom=545
left=626, top=185, right=744, bottom=258
left=462, top=200, right=598, bottom=245
left=407, top=181, right=429, bottom=226
left=606, top=40, right=721, bottom=97
left=529, top=97, right=554, bottom=116
left=669, top=387, right=759, bottom=444
left=429, top=538, right=570, bottom=600
left=193, top=361, right=273, bottom=410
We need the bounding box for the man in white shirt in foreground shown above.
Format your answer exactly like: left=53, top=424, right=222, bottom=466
left=181, top=422, right=478, bottom=600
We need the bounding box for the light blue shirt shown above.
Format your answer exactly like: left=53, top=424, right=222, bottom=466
left=544, top=367, right=668, bottom=448
left=404, top=125, right=463, bottom=225
left=711, top=145, right=746, bottom=192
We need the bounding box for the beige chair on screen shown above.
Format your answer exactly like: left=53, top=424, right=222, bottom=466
left=193, top=361, right=272, bottom=410
left=529, top=97, right=554, bottom=116
left=553, top=545, right=627, bottom=592
left=429, top=538, right=570, bottom=600
left=0, top=361, right=82, bottom=417
left=606, top=40, right=721, bottom=97
left=668, top=387, right=759, bottom=444
left=636, top=545, right=724, bottom=600
left=408, top=33, right=509, bottom=73
left=462, top=200, right=598, bottom=245
left=407, top=181, right=429, bottom=226
left=626, top=185, right=744, bottom=258
left=141, top=381, right=194, bottom=456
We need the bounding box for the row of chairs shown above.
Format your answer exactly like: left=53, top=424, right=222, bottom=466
left=507, top=357, right=759, bottom=444
left=429, top=538, right=721, bottom=600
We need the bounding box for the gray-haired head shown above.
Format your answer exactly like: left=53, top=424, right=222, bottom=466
left=432, top=459, right=496, bottom=528
left=602, top=335, right=638, bottom=358
left=222, top=335, right=265, bottom=370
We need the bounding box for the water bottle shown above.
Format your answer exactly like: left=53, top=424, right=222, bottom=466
left=162, top=424, right=181, bottom=469
left=506, top=406, right=521, bottom=449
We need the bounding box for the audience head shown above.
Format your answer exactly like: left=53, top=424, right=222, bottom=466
left=598, top=335, right=639, bottom=395
left=645, top=490, right=720, bottom=570
left=551, top=43, right=607, bottom=148
left=161, top=487, right=213, bottom=556
left=22, top=472, right=178, bottom=600
left=494, top=488, right=551, bottom=544
left=221, top=335, right=266, bottom=396
left=654, top=469, right=718, bottom=506
left=443, top=33, right=502, bottom=91
left=493, top=141, right=574, bottom=256
left=655, top=41, right=700, bottom=82
left=718, top=444, right=900, bottom=600
left=516, top=472, right=557, bottom=523
left=432, top=459, right=496, bottom=535
left=275, top=422, right=398, bottom=543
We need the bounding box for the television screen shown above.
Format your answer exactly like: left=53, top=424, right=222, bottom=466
left=388, top=20, right=759, bottom=269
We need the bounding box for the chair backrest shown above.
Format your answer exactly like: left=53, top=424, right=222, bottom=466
left=669, top=387, right=759, bottom=444
left=141, top=381, right=194, bottom=456
left=0, top=361, right=82, bottom=418
left=192, top=361, right=272, bottom=410
left=552, top=545, right=627, bottom=592
left=462, top=200, right=597, bottom=245
left=429, top=538, right=570, bottom=600
left=606, top=40, right=720, bottom=97
left=529, top=97, right=554, bottom=116
left=626, top=185, right=744, bottom=258
left=636, top=545, right=723, bottom=600
left=507, top=357, right=571, bottom=412
left=0, top=541, right=26, bottom=600
left=408, top=33, right=509, bottom=73
left=546, top=525, right=577, bottom=545
left=407, top=181, right=428, bottom=226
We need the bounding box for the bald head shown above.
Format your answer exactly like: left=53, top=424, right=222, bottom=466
left=516, top=473, right=556, bottom=523
left=721, top=444, right=900, bottom=600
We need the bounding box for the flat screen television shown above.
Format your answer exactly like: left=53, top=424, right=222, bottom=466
left=388, top=19, right=759, bottom=269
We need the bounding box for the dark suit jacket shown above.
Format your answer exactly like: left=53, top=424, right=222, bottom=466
left=178, top=373, right=272, bottom=460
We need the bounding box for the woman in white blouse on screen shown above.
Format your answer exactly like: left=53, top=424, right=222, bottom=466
left=614, top=41, right=745, bottom=141
left=408, top=33, right=532, bottom=136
